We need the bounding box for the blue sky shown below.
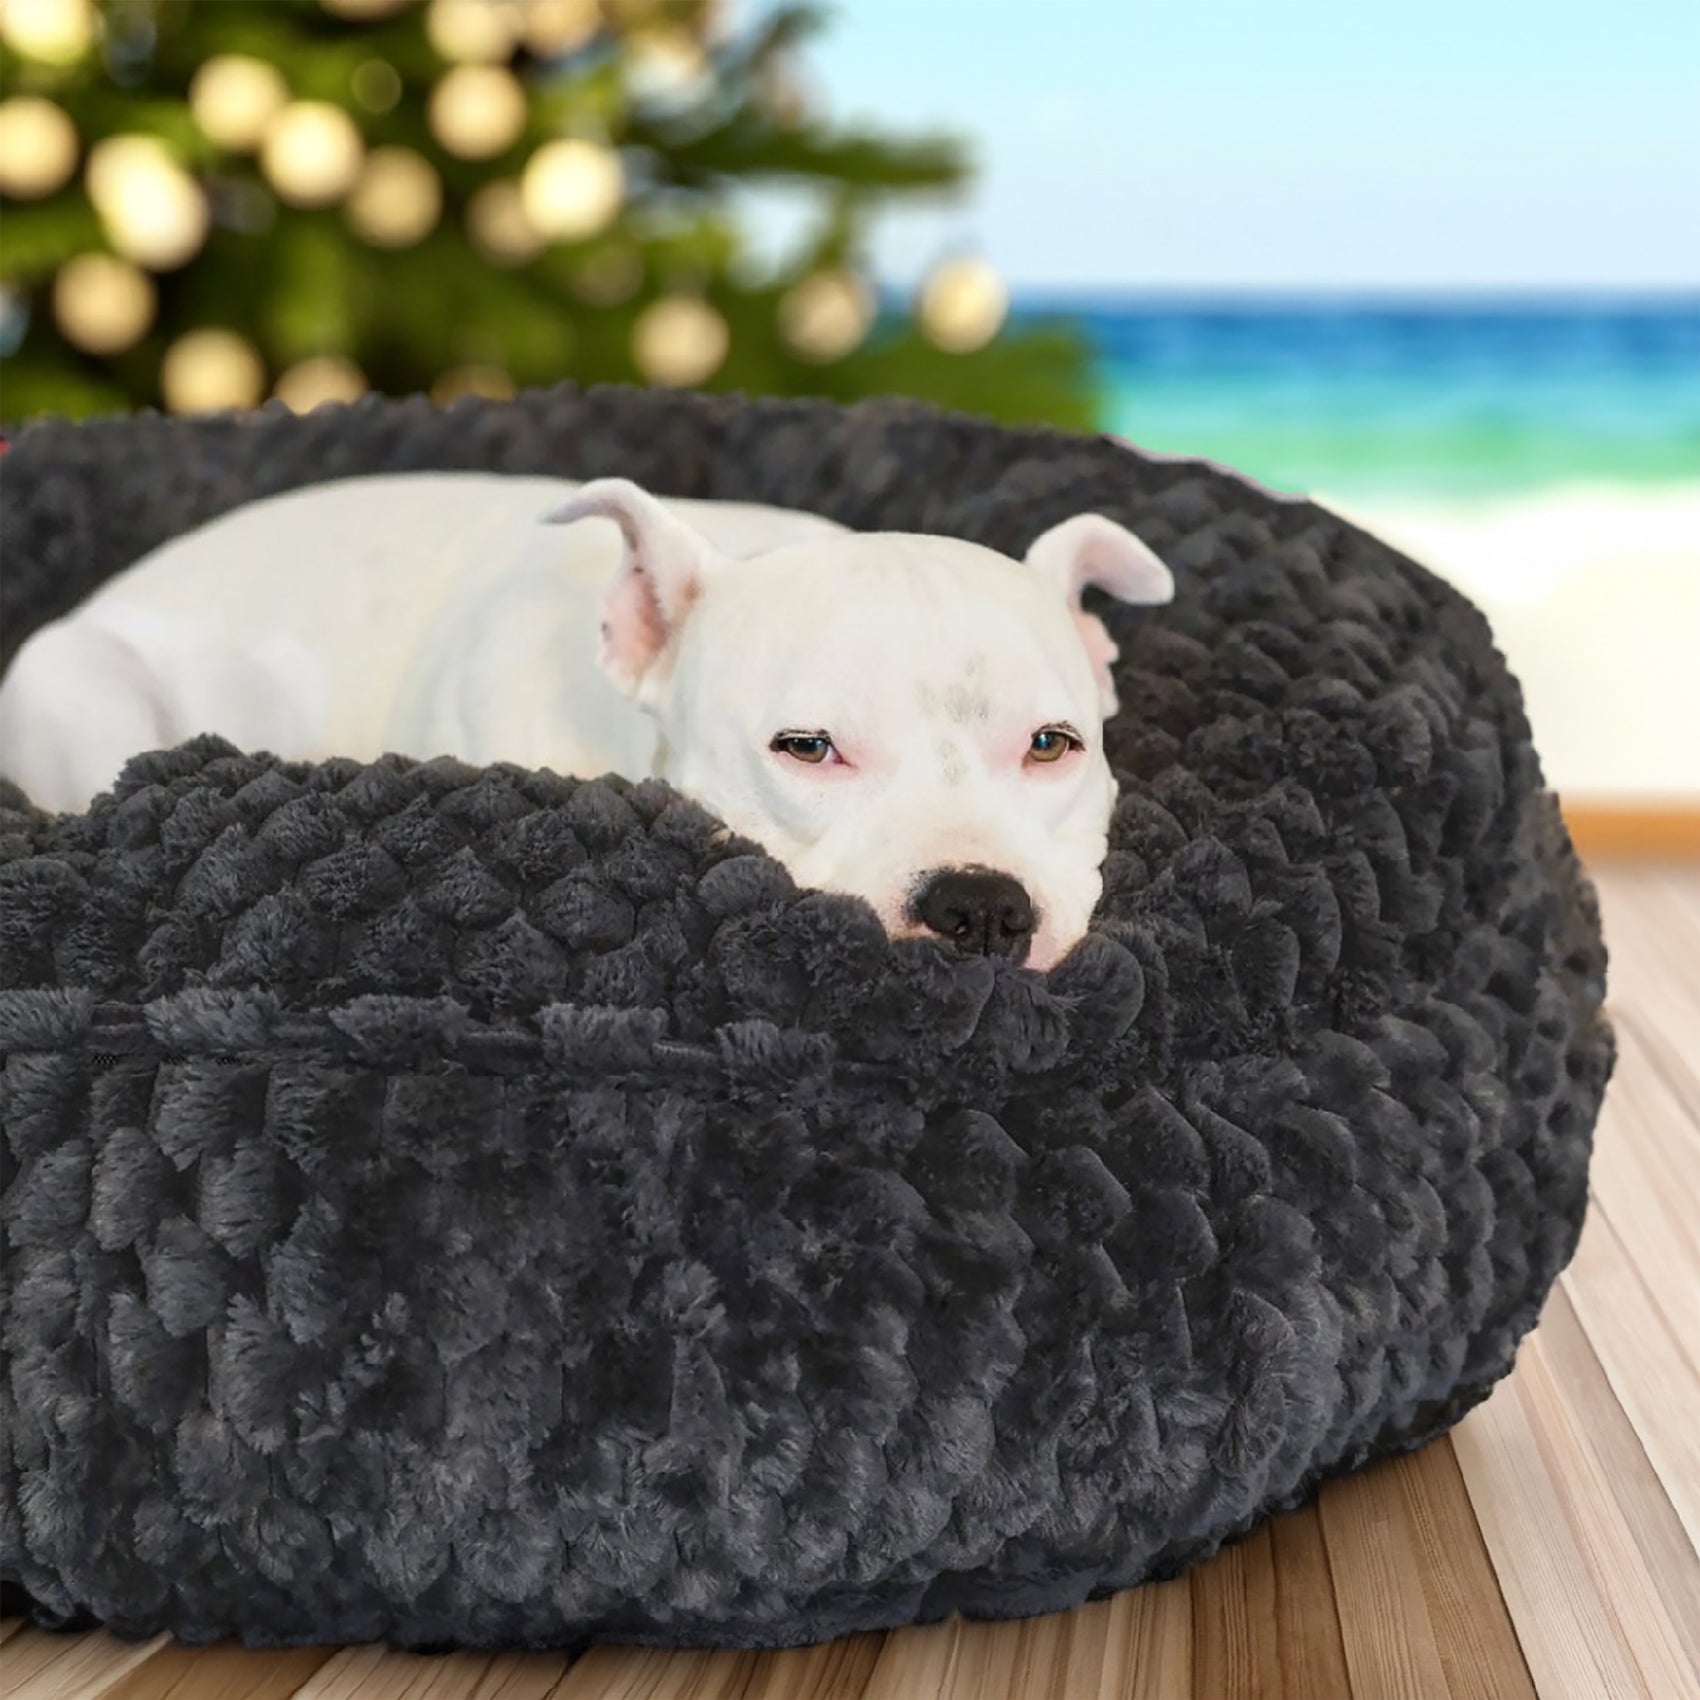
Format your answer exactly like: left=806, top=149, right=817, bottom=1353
left=782, top=0, right=1700, bottom=293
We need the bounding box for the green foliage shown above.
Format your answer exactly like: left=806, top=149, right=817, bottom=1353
left=0, top=0, right=1097, bottom=427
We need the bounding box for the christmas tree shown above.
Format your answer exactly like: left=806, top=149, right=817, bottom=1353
left=0, top=0, right=1094, bottom=426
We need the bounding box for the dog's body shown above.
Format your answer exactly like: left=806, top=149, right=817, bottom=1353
left=0, top=472, right=1173, bottom=968
left=1, top=475, right=843, bottom=794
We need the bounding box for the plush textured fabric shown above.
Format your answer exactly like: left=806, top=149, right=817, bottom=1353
left=0, top=386, right=1612, bottom=1650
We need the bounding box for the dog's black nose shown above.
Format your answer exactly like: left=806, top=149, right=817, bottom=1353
left=913, top=868, right=1036, bottom=962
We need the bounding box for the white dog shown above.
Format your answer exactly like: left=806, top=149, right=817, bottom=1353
left=0, top=473, right=1173, bottom=970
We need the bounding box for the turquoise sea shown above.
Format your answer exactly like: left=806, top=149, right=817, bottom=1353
left=1020, top=297, right=1700, bottom=503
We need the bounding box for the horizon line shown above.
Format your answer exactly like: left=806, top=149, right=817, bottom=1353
left=994, top=285, right=1700, bottom=308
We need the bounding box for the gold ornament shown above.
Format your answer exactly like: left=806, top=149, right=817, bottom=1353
left=85, top=136, right=208, bottom=270
left=0, top=0, right=96, bottom=65
left=160, top=329, right=266, bottom=413
left=427, top=65, right=526, bottom=160
left=432, top=363, right=517, bottom=403
left=521, top=0, right=598, bottom=56
left=521, top=138, right=622, bottom=241
left=427, top=0, right=518, bottom=63
left=275, top=355, right=368, bottom=412
left=346, top=146, right=441, bottom=247
left=632, top=296, right=728, bottom=387
left=262, top=102, right=365, bottom=208
left=190, top=56, right=288, bottom=152
left=0, top=96, right=78, bottom=199
left=52, top=253, right=155, bottom=353
left=917, top=256, right=1007, bottom=354
left=779, top=269, right=874, bottom=363
left=466, top=179, right=543, bottom=265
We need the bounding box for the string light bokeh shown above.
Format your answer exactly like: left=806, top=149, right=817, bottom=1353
left=274, top=353, right=368, bottom=411
left=346, top=147, right=442, bottom=247
left=428, top=64, right=527, bottom=159
left=52, top=252, right=153, bottom=352
left=262, top=102, right=365, bottom=208
left=0, top=95, right=79, bottom=197
left=188, top=56, right=287, bottom=151
left=0, top=0, right=97, bottom=66
left=632, top=294, right=728, bottom=386
left=84, top=135, right=208, bottom=269
left=159, top=327, right=265, bottom=412
left=520, top=137, right=623, bottom=241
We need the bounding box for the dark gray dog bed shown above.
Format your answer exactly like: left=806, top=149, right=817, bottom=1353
left=0, top=385, right=1612, bottom=1651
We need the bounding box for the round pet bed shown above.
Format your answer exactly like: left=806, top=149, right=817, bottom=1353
left=0, top=385, right=1613, bottom=1650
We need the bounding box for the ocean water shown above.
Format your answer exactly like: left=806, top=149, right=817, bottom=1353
left=1020, top=298, right=1700, bottom=502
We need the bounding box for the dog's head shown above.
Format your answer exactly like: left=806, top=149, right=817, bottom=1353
left=549, top=479, right=1173, bottom=971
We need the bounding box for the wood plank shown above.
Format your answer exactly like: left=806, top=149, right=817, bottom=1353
left=918, top=1613, right=1079, bottom=1700
left=1007, top=1600, right=1114, bottom=1700
left=990, top=1609, right=1104, bottom=1700
left=1317, top=1459, right=1452, bottom=1700
left=1268, top=1504, right=1352, bottom=1699
left=862, top=1580, right=1192, bottom=1700
left=290, top=1646, right=503, bottom=1700
left=346, top=1650, right=505, bottom=1700
left=1394, top=1441, right=1535, bottom=1700
left=1602, top=873, right=1700, bottom=1064
left=1644, top=864, right=1700, bottom=930
left=1453, top=1331, right=1694, bottom=1700
left=739, top=1633, right=884, bottom=1700
left=1562, top=1205, right=1700, bottom=1556
left=1596, top=874, right=1700, bottom=1052
left=0, top=1616, right=25, bottom=1645
left=1623, top=1007, right=1700, bottom=1147
left=546, top=1643, right=762, bottom=1700
left=537, top=1636, right=883, bottom=1700
left=96, top=1642, right=337, bottom=1700
left=1, top=1628, right=172, bottom=1700
left=1587, top=1017, right=1700, bottom=1331
left=1181, top=1503, right=1354, bottom=1699
left=1562, top=804, right=1700, bottom=860
left=1535, top=1282, right=1700, bottom=1677
left=1598, top=872, right=1700, bottom=1040
left=1099, top=1578, right=1192, bottom=1700
left=859, top=1619, right=960, bottom=1700
left=1189, top=1524, right=1280, bottom=1698
left=289, top=1647, right=391, bottom=1700
left=1653, top=865, right=1700, bottom=932
left=465, top=1651, right=583, bottom=1700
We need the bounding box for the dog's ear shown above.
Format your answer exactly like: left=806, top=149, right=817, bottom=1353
left=1025, top=514, right=1173, bottom=716
left=545, top=479, right=727, bottom=699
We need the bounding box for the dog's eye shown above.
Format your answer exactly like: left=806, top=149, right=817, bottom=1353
left=1028, top=725, right=1084, bottom=764
left=771, top=732, right=837, bottom=765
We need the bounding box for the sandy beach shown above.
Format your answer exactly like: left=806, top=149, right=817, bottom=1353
left=1326, top=483, right=1700, bottom=799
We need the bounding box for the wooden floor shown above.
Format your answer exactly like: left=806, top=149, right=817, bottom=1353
left=3, top=865, right=1696, bottom=1700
